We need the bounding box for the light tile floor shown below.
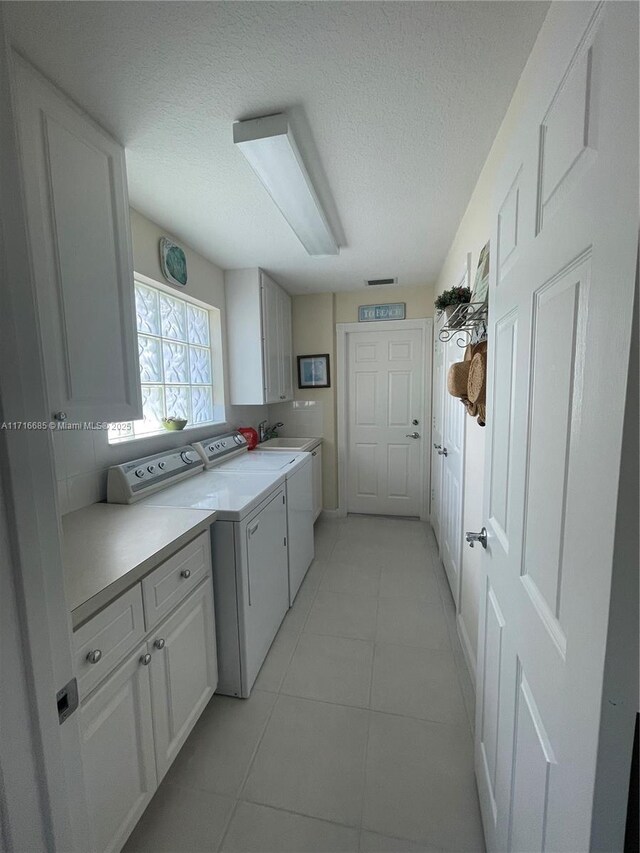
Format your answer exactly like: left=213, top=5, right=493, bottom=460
left=124, top=515, right=485, bottom=853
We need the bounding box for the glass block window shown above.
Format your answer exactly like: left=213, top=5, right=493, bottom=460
left=108, top=282, right=215, bottom=442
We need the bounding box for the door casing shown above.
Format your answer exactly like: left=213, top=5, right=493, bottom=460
left=336, top=318, right=433, bottom=519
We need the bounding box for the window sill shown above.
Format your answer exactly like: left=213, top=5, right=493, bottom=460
left=108, top=420, right=223, bottom=446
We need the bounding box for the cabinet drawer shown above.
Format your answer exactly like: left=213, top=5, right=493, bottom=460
left=142, top=532, right=211, bottom=630
left=74, top=585, right=145, bottom=699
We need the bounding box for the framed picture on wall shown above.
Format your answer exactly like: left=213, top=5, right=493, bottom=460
left=297, top=354, right=331, bottom=389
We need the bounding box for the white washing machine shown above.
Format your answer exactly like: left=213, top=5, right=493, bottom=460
left=107, top=445, right=289, bottom=698
left=194, top=434, right=314, bottom=605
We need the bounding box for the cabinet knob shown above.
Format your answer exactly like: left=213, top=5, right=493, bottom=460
left=280, top=395, right=286, bottom=400
left=140, top=653, right=152, bottom=666
left=312, top=451, right=317, bottom=457
left=86, top=649, right=102, bottom=664
left=54, top=411, right=67, bottom=422
left=180, top=569, right=191, bottom=579
left=154, top=638, right=165, bottom=650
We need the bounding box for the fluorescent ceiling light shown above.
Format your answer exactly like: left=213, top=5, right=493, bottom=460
left=233, top=114, right=339, bottom=257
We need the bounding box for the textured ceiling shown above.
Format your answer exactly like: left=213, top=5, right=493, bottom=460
left=5, top=1, right=548, bottom=293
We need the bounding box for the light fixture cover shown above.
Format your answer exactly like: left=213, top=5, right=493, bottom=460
left=233, top=114, right=339, bottom=256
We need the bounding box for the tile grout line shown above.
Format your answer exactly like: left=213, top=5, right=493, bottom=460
left=236, top=546, right=332, bottom=800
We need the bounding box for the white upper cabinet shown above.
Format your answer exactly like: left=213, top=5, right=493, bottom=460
left=11, top=55, right=141, bottom=424
left=225, top=268, right=293, bottom=405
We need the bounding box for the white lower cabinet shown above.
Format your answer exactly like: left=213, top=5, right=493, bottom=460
left=149, top=579, right=217, bottom=782
left=79, top=555, right=217, bottom=852
left=79, top=643, right=157, bottom=853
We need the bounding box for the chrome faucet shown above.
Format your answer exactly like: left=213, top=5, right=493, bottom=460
left=258, top=420, right=268, bottom=442
left=261, top=421, right=284, bottom=442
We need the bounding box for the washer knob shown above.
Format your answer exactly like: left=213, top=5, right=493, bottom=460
left=147, top=465, right=155, bottom=473
left=180, top=451, right=195, bottom=464
left=135, top=468, right=145, bottom=478
left=158, top=461, right=166, bottom=470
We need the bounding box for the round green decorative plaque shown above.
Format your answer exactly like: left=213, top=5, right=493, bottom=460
left=160, top=237, right=188, bottom=287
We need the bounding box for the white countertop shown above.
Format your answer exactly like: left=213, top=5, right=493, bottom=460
left=63, top=502, right=217, bottom=629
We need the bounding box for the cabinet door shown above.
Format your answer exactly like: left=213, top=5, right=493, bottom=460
left=149, top=579, right=217, bottom=782
left=261, top=274, right=281, bottom=404
left=312, top=445, right=323, bottom=521
left=12, top=55, right=141, bottom=423
left=79, top=644, right=156, bottom=853
left=279, top=288, right=293, bottom=401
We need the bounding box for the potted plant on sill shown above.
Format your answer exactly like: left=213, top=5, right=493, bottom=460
left=434, top=285, right=472, bottom=328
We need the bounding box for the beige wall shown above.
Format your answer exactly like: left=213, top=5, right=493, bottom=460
left=432, top=23, right=538, bottom=674
left=289, top=284, right=434, bottom=510
left=334, top=284, right=434, bottom=323
left=290, top=293, right=338, bottom=508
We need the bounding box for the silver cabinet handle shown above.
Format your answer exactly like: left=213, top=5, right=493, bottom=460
left=405, top=432, right=420, bottom=439
left=437, top=447, right=448, bottom=456
left=466, top=527, right=488, bottom=549
left=312, top=451, right=317, bottom=456
left=248, top=521, right=260, bottom=536
left=140, top=653, right=152, bottom=666
left=53, top=411, right=67, bottom=422
left=154, top=638, right=165, bottom=650
left=180, top=569, right=191, bottom=579
left=86, top=649, right=102, bottom=665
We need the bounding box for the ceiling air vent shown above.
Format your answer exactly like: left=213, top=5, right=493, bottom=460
left=365, top=277, right=398, bottom=287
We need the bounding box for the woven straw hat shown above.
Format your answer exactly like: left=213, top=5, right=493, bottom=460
left=467, top=350, right=487, bottom=405
left=447, top=360, right=471, bottom=398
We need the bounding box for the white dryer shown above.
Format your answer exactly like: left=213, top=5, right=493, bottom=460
left=194, top=434, right=314, bottom=605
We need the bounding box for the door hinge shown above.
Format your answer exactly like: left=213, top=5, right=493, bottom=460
left=56, top=677, right=78, bottom=725
left=282, top=495, right=286, bottom=504
left=284, top=536, right=287, bottom=546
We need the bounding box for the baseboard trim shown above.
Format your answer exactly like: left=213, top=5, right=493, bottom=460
left=319, top=508, right=344, bottom=519
left=456, top=612, right=477, bottom=690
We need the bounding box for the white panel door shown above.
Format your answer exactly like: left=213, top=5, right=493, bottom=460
left=474, top=5, right=638, bottom=852
left=439, top=331, right=467, bottom=606
left=79, top=644, right=157, bottom=853
left=347, top=327, right=425, bottom=516
left=149, top=579, right=217, bottom=782
left=12, top=55, right=141, bottom=424
left=430, top=318, right=445, bottom=546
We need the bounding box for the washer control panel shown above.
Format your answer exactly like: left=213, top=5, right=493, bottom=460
left=193, top=432, right=247, bottom=468
left=107, top=445, right=204, bottom=504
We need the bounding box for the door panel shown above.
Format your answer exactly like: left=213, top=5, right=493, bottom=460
left=149, top=580, right=217, bottom=782
left=347, top=327, right=426, bottom=517
left=440, top=332, right=466, bottom=604
left=430, top=324, right=445, bottom=543
left=12, top=56, right=141, bottom=423
left=80, top=644, right=156, bottom=853
left=475, top=5, right=638, bottom=852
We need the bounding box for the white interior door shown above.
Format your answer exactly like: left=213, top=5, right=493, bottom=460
left=474, top=5, right=638, bottom=852
left=346, top=325, right=425, bottom=517
left=430, top=319, right=445, bottom=545
left=439, top=331, right=467, bottom=606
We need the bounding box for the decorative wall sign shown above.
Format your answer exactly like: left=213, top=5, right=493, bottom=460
left=358, top=302, right=406, bottom=322
left=160, top=237, right=188, bottom=287
left=471, top=242, right=490, bottom=303
left=297, top=354, right=330, bottom=389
